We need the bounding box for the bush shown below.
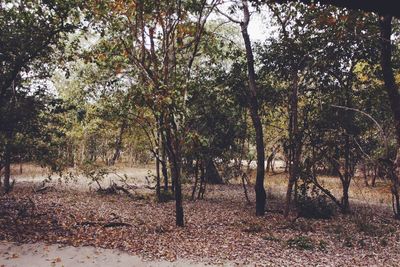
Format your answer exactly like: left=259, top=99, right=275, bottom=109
left=262, top=234, right=281, bottom=242
left=343, top=236, right=353, bottom=247
left=287, top=236, right=315, bottom=250
left=79, top=161, right=111, bottom=189
left=353, top=213, right=381, bottom=237
left=318, top=240, right=328, bottom=251
left=242, top=222, right=263, bottom=233
left=159, top=190, right=175, bottom=202
left=296, top=181, right=335, bottom=219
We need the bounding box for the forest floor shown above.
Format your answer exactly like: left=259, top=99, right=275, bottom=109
left=1, top=164, right=400, bottom=266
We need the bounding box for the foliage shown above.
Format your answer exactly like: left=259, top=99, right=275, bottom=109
left=286, top=236, right=315, bottom=250
left=79, top=161, right=111, bottom=189
left=296, top=179, right=335, bottom=219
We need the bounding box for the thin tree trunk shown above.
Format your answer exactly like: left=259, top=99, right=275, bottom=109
left=3, top=144, right=11, bottom=193
left=19, top=155, right=23, bottom=174
left=362, top=161, right=369, bottom=187
left=266, top=152, right=274, bottom=173
left=284, top=72, right=300, bottom=217
left=110, top=120, right=127, bottom=166
left=341, top=133, right=352, bottom=214
left=198, top=162, right=206, bottom=199
left=191, top=159, right=199, bottom=201
left=156, top=129, right=161, bottom=201
left=242, top=172, right=251, bottom=204
left=162, top=142, right=169, bottom=191
left=164, top=119, right=184, bottom=226
left=372, top=165, right=377, bottom=187
left=240, top=0, right=266, bottom=216
left=341, top=180, right=350, bottom=214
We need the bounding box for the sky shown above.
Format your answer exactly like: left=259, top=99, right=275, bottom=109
left=210, top=2, right=276, bottom=43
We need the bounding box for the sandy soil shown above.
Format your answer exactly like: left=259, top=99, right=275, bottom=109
left=10, top=164, right=157, bottom=192
left=0, top=241, right=209, bottom=267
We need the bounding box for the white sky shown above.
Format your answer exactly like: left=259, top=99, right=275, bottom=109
left=210, top=2, right=276, bottom=43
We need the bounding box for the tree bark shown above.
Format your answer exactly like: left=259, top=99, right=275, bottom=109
left=241, top=0, right=266, bottom=216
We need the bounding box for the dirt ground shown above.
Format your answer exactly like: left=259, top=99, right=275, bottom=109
left=1, top=164, right=399, bottom=266
left=0, top=241, right=209, bottom=267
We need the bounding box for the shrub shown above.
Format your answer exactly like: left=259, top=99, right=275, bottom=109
left=242, top=222, right=263, bottom=233
left=380, top=238, right=388, bottom=247
left=79, top=161, right=111, bottom=189
left=353, top=213, right=381, bottom=237
left=159, top=190, right=175, bottom=202
left=343, top=236, right=353, bottom=247
left=287, top=236, right=315, bottom=250
left=318, top=240, right=328, bottom=251
left=296, top=181, right=335, bottom=219
left=262, top=234, right=281, bottom=242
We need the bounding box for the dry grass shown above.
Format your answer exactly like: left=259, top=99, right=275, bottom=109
left=8, top=163, right=394, bottom=208
left=263, top=172, right=393, bottom=207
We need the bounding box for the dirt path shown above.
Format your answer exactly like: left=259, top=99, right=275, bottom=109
left=0, top=241, right=209, bottom=267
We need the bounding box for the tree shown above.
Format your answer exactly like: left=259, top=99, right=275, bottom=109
left=0, top=0, right=81, bottom=97
left=86, top=0, right=220, bottom=226
left=218, top=0, right=267, bottom=216
left=251, top=0, right=400, bottom=18
left=0, top=0, right=81, bottom=192
left=379, top=15, right=400, bottom=218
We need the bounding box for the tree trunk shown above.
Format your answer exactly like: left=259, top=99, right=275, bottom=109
left=341, top=181, right=350, bottom=214
left=284, top=72, right=301, bottom=218
left=161, top=137, right=169, bottom=191
left=198, top=162, right=206, bottom=199
left=242, top=172, right=251, bottom=204
left=372, top=165, right=377, bottom=187
left=379, top=15, right=400, bottom=218
left=204, top=158, right=223, bottom=184
left=191, top=159, right=199, bottom=200
left=19, top=156, right=23, bottom=174
left=164, top=118, right=184, bottom=226
left=362, top=161, right=369, bottom=187
left=3, top=144, right=11, bottom=193
left=110, top=120, right=127, bottom=166
left=266, top=152, right=274, bottom=173
left=341, top=124, right=352, bottom=214
left=241, top=0, right=266, bottom=216
left=156, top=129, right=161, bottom=202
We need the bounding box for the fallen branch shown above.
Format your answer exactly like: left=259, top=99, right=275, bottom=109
left=103, top=221, right=132, bottom=228
left=33, top=186, right=54, bottom=193
left=112, top=184, right=136, bottom=200
left=77, top=220, right=132, bottom=228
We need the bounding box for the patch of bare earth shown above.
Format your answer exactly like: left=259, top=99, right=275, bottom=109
left=1, top=183, right=400, bottom=266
